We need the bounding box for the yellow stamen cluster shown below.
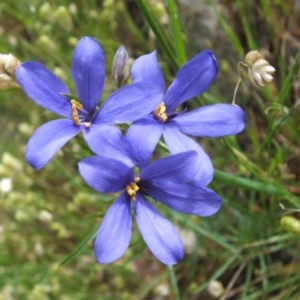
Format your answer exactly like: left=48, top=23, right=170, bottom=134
left=70, top=99, right=91, bottom=128
left=153, top=102, right=168, bottom=123
left=71, top=99, right=82, bottom=125
left=126, top=177, right=140, bottom=200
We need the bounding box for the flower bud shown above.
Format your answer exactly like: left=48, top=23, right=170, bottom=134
left=54, top=6, right=73, bottom=31
left=36, top=34, right=57, bottom=51
left=280, top=215, right=300, bottom=237
left=38, top=2, right=53, bottom=22
left=112, top=45, right=130, bottom=88
left=244, top=50, right=276, bottom=87
left=0, top=53, right=21, bottom=89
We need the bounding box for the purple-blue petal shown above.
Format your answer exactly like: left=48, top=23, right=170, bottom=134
left=164, top=51, right=218, bottom=112
left=78, top=156, right=133, bottom=193
left=15, top=62, right=71, bottom=118
left=25, top=119, right=80, bottom=170
left=71, top=37, right=105, bottom=112
left=142, top=181, right=222, bottom=216
left=163, top=127, right=214, bottom=185
left=94, top=193, right=132, bottom=264
left=140, top=151, right=198, bottom=182
left=83, top=124, right=135, bottom=167
left=169, top=104, right=245, bottom=137
left=131, top=51, right=165, bottom=92
left=134, top=194, right=184, bottom=265
left=95, top=82, right=164, bottom=124
left=126, top=117, right=163, bottom=167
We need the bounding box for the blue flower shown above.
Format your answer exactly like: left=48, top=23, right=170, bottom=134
left=126, top=51, right=246, bottom=185
left=15, top=37, right=163, bottom=170
left=78, top=150, right=222, bottom=265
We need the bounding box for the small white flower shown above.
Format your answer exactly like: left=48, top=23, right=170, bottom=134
left=244, top=50, right=276, bottom=87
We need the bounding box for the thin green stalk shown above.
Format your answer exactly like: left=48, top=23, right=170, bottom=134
left=214, top=169, right=300, bottom=207
left=59, top=224, right=99, bottom=266
left=258, top=107, right=292, bottom=156
left=135, top=0, right=179, bottom=68
left=258, top=45, right=300, bottom=157
left=259, top=253, right=268, bottom=289
left=236, top=0, right=257, bottom=49
left=241, top=261, right=254, bottom=298
left=194, top=251, right=241, bottom=294
left=244, top=274, right=300, bottom=300
left=174, top=213, right=238, bottom=253
left=165, top=0, right=187, bottom=64
left=220, top=261, right=247, bottom=300
left=278, top=46, right=300, bottom=105
left=207, top=0, right=244, bottom=56
left=167, top=265, right=181, bottom=300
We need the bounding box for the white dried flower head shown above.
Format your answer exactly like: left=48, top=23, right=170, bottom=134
left=244, top=50, right=276, bottom=87
left=0, top=53, right=20, bottom=89
left=0, top=53, right=20, bottom=76
left=0, top=73, right=11, bottom=82
left=39, top=210, right=53, bottom=223
left=154, top=283, right=169, bottom=296
left=178, top=227, right=197, bottom=254
left=207, top=280, right=224, bottom=298
left=0, top=177, right=12, bottom=193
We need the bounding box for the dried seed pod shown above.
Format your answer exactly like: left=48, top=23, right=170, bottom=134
left=244, top=50, right=276, bottom=87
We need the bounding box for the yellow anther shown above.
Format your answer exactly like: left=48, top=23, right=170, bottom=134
left=71, top=99, right=83, bottom=126
left=153, top=102, right=168, bottom=123
left=71, top=99, right=83, bottom=109
left=126, top=177, right=140, bottom=200
left=73, top=116, right=81, bottom=126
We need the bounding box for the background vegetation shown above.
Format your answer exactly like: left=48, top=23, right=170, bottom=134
left=0, top=0, right=299, bottom=299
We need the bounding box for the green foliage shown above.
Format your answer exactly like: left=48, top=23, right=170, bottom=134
left=0, top=0, right=300, bottom=299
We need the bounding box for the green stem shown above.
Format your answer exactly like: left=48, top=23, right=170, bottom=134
left=165, top=0, right=186, bottom=65
left=59, top=223, right=99, bottom=266
left=214, top=169, right=300, bottom=208
left=278, top=40, right=300, bottom=105
left=232, top=77, right=242, bottom=105
left=167, top=265, right=181, bottom=300
left=135, top=0, right=179, bottom=68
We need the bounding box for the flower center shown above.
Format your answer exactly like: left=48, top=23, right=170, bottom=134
left=153, top=102, right=168, bottom=123
left=126, top=177, right=140, bottom=200
left=71, top=99, right=91, bottom=128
